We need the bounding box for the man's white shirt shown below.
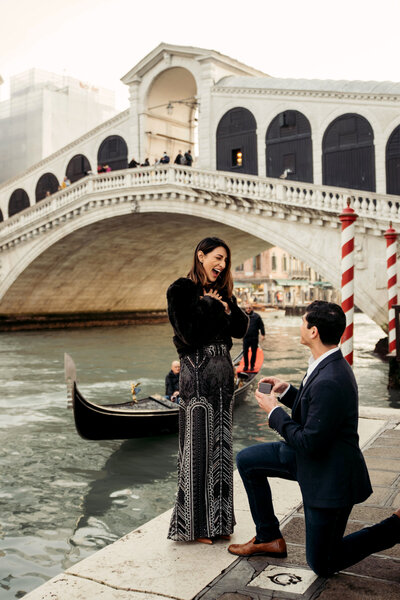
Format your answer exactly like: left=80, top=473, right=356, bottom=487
left=267, top=346, right=340, bottom=421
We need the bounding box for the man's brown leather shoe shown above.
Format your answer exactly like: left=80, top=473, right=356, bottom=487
left=228, top=536, right=287, bottom=557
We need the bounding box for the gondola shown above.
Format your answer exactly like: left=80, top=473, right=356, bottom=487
left=64, top=348, right=264, bottom=440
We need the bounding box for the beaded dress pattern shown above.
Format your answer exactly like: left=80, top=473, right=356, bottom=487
left=167, top=344, right=235, bottom=541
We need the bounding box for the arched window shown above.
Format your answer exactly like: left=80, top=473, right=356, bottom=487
left=9, top=189, right=30, bottom=217
left=271, top=254, right=277, bottom=271
left=97, top=135, right=128, bottom=171
left=266, top=110, right=313, bottom=182
left=386, top=125, right=400, bottom=196
left=216, top=107, right=258, bottom=175
left=322, top=114, right=375, bottom=192
left=66, top=154, right=91, bottom=183
left=0, top=209, right=3, bottom=222
left=35, top=173, right=59, bottom=202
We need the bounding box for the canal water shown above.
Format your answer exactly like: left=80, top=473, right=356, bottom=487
left=1, top=312, right=399, bottom=599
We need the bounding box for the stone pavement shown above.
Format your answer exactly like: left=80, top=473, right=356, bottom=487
left=24, top=408, right=400, bottom=600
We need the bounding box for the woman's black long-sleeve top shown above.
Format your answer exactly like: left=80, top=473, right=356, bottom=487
left=167, top=277, right=249, bottom=357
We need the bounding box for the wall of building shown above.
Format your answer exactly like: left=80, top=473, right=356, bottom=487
left=0, top=69, right=117, bottom=183
left=210, top=89, right=400, bottom=195
left=234, top=246, right=338, bottom=307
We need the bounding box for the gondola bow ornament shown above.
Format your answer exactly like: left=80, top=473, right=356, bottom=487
left=130, top=382, right=141, bottom=403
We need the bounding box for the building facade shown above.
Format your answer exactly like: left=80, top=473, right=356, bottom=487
left=234, top=247, right=339, bottom=307
left=0, top=69, right=117, bottom=184
left=2, top=44, right=400, bottom=222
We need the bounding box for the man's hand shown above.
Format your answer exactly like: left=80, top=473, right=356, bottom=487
left=259, top=376, right=289, bottom=395
left=255, top=388, right=279, bottom=414
left=260, top=335, right=265, bottom=341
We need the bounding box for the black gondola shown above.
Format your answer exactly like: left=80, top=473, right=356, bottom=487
left=64, top=350, right=264, bottom=440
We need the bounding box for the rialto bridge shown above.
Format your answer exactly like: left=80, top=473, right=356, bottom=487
left=0, top=43, right=400, bottom=328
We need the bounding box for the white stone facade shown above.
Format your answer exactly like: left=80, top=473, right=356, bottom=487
left=1, top=43, right=400, bottom=219
left=0, top=68, right=117, bottom=183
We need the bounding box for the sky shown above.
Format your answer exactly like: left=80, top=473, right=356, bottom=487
left=1, top=0, right=400, bottom=110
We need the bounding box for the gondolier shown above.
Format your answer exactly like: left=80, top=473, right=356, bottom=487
left=243, top=302, right=265, bottom=372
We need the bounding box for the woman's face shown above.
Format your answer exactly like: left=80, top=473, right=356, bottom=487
left=198, top=246, right=228, bottom=284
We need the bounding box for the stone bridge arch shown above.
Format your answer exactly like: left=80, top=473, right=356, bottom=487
left=0, top=181, right=390, bottom=326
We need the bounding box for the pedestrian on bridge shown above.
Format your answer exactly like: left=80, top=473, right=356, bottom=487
left=166, top=237, right=248, bottom=544
left=128, top=157, right=139, bottom=168
left=160, top=151, right=170, bottom=164
left=174, top=150, right=184, bottom=165
left=184, top=149, right=193, bottom=166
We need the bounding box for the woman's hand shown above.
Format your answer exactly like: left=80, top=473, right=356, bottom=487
left=204, top=289, right=231, bottom=314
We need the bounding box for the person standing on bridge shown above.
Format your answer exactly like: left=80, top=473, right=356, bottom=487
left=166, top=237, right=248, bottom=544
left=184, top=149, right=193, bottom=166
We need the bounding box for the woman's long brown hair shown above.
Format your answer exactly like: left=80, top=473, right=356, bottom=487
left=187, top=237, right=233, bottom=297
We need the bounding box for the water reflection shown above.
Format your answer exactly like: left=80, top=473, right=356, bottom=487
left=71, top=436, right=178, bottom=544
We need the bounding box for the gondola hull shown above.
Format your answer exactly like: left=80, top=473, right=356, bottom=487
left=73, top=385, right=180, bottom=439
left=65, top=350, right=263, bottom=440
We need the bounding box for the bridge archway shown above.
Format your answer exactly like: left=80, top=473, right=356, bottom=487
left=0, top=212, right=270, bottom=314
left=97, top=135, right=128, bottom=171
left=9, top=189, right=30, bottom=217
left=322, top=113, right=375, bottom=192
left=0, top=185, right=389, bottom=327
left=145, top=67, right=197, bottom=164
left=266, top=110, right=313, bottom=182
left=66, top=154, right=91, bottom=183
left=36, top=173, right=59, bottom=202
left=216, top=107, right=258, bottom=175
left=386, top=125, right=400, bottom=195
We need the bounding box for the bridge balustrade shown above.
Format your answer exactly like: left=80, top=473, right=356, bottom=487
left=1, top=166, right=400, bottom=246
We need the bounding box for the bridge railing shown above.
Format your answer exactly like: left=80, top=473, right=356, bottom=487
left=1, top=165, right=400, bottom=240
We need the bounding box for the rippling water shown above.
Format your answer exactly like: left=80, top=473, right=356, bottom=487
left=0, top=312, right=399, bottom=598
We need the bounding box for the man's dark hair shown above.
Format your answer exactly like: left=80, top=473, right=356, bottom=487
left=305, top=301, right=346, bottom=345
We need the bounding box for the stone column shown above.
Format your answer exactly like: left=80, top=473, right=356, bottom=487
left=126, top=79, right=142, bottom=163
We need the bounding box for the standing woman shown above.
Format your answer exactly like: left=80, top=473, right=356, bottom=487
left=167, top=237, right=249, bottom=544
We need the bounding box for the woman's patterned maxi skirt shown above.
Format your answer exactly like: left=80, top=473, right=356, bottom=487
left=167, top=343, right=235, bottom=541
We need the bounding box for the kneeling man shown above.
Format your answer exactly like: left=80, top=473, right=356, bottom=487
left=229, top=301, right=400, bottom=577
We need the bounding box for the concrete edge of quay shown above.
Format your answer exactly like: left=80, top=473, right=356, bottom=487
left=22, top=406, right=400, bottom=600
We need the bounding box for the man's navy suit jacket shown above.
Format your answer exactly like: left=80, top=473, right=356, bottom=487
left=269, top=349, right=372, bottom=508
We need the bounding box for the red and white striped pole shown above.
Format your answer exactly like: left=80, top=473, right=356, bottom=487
left=384, top=223, right=398, bottom=354
left=339, top=198, right=358, bottom=365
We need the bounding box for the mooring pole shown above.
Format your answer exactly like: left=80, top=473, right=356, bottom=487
left=384, top=222, right=398, bottom=354
left=339, top=198, right=358, bottom=365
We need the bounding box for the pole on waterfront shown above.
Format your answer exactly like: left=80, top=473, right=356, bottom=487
left=384, top=222, right=398, bottom=354
left=339, top=198, right=358, bottom=365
